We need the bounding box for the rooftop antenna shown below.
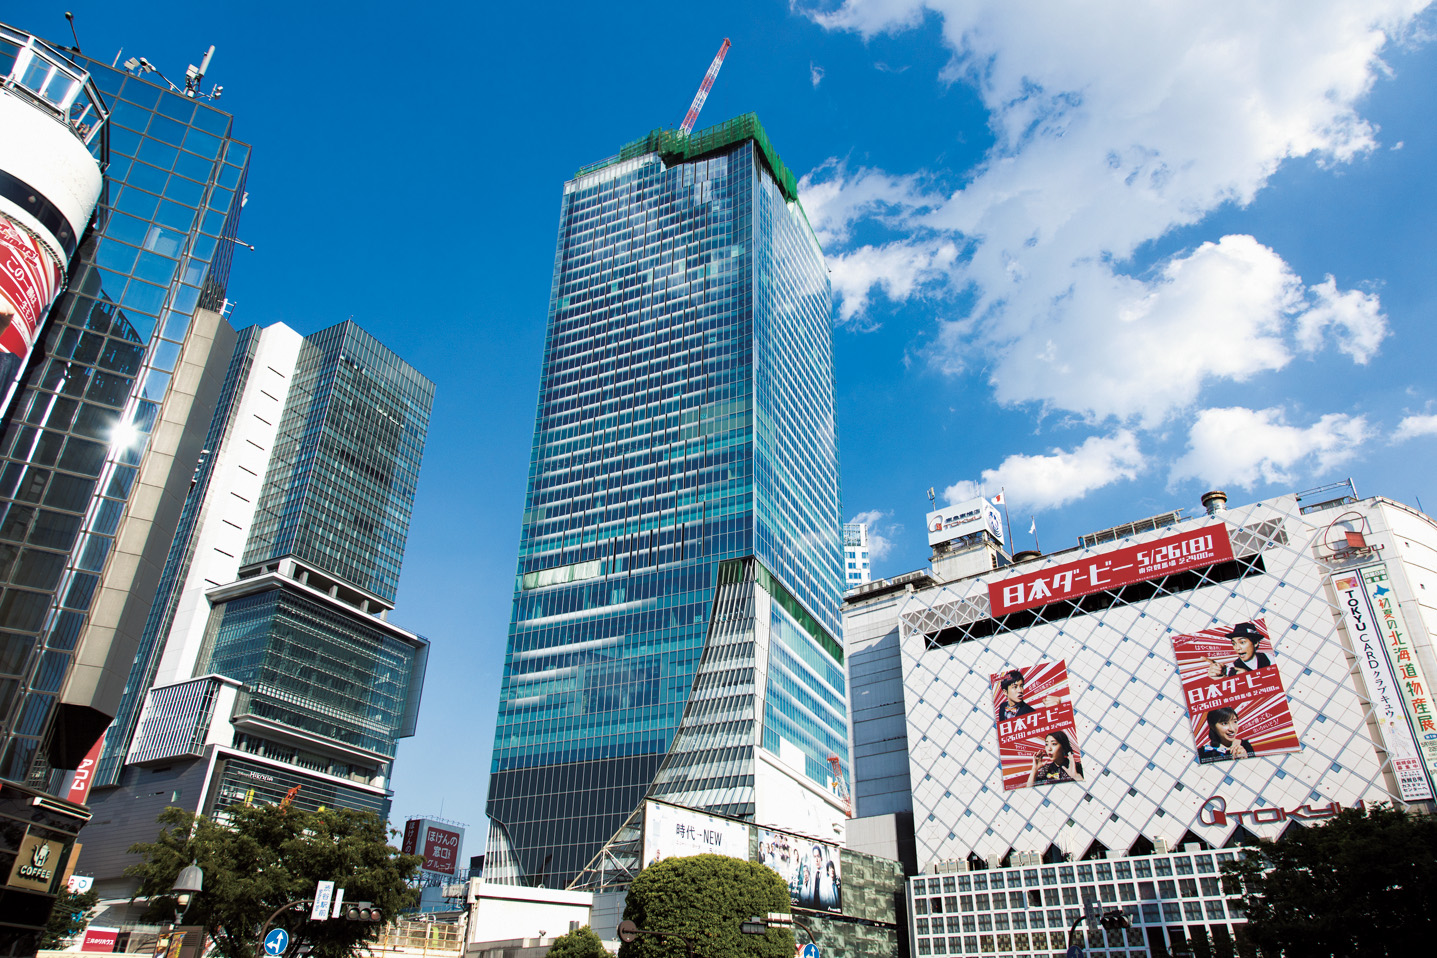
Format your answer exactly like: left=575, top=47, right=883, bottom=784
left=927, top=486, right=936, bottom=510
left=184, top=45, right=215, bottom=98
left=679, top=38, right=731, bottom=136
left=63, top=11, right=82, bottom=53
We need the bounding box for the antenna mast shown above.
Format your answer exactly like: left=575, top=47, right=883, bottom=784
left=679, top=38, right=731, bottom=136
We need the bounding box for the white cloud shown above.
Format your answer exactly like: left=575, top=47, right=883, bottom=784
left=1169, top=406, right=1368, bottom=488
left=811, top=62, right=825, bottom=87
left=827, top=239, right=959, bottom=323
left=1395, top=413, right=1437, bottom=441
left=958, top=430, right=1146, bottom=512
left=799, top=0, right=1416, bottom=421
left=1294, top=276, right=1387, bottom=363
left=798, top=162, right=943, bottom=246
left=848, top=508, right=899, bottom=559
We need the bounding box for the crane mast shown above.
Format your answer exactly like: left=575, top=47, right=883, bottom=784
left=679, top=38, right=731, bottom=136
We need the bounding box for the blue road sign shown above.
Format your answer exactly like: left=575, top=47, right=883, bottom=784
left=801, top=943, right=820, bottom=958
left=264, top=928, right=289, bottom=956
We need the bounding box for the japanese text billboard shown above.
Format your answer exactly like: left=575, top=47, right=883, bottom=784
left=1354, top=564, right=1437, bottom=789
left=1172, top=619, right=1300, bottom=765
left=927, top=496, right=1004, bottom=546
left=423, top=826, right=462, bottom=875
left=1332, top=570, right=1435, bottom=800
left=989, top=525, right=1233, bottom=616
left=990, top=661, right=1085, bottom=790
left=643, top=800, right=749, bottom=868
left=757, top=826, right=842, bottom=912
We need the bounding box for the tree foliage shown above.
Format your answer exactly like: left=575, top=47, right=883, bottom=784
left=618, top=854, right=793, bottom=958
left=1224, top=804, right=1437, bottom=957
left=548, top=924, right=609, bottom=958
left=41, top=887, right=100, bottom=948
left=127, top=804, right=422, bottom=958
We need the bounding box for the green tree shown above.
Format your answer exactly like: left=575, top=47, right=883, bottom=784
left=40, top=887, right=100, bottom=948
left=548, top=924, right=609, bottom=957
left=1224, top=803, right=1437, bottom=957
left=127, top=804, right=422, bottom=958
left=618, top=854, right=793, bottom=958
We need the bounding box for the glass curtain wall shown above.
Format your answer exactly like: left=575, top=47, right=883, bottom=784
left=0, top=58, right=248, bottom=783
left=486, top=126, right=844, bottom=890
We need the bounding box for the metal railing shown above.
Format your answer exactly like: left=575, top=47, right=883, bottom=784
left=0, top=22, right=108, bottom=154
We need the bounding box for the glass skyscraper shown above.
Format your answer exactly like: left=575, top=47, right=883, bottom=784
left=0, top=37, right=248, bottom=788
left=485, top=115, right=849, bottom=890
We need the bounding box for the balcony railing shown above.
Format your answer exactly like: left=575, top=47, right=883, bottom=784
left=0, top=22, right=108, bottom=159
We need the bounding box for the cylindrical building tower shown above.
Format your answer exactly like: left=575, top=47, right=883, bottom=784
left=0, top=25, right=107, bottom=415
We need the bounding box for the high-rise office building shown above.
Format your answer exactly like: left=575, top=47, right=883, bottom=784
left=1, top=20, right=247, bottom=945
left=80, top=319, right=433, bottom=897
left=844, top=522, right=872, bottom=586
left=485, top=115, right=849, bottom=891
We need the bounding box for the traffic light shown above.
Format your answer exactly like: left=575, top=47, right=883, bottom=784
left=1099, top=910, right=1131, bottom=931
left=343, top=902, right=383, bottom=923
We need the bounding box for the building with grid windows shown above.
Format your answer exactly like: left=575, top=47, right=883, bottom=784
left=485, top=115, right=849, bottom=892
left=0, top=20, right=250, bottom=946
left=845, top=521, right=873, bottom=586
left=79, top=319, right=433, bottom=897
left=843, top=484, right=1437, bottom=958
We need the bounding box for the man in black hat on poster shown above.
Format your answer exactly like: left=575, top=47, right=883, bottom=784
left=1205, top=622, right=1271, bottom=680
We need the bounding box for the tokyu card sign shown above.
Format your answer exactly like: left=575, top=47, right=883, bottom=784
left=642, top=800, right=748, bottom=867
left=927, top=497, right=1004, bottom=546
left=1356, top=564, right=1437, bottom=787
left=989, top=525, right=1233, bottom=616
left=1331, top=570, right=1434, bottom=800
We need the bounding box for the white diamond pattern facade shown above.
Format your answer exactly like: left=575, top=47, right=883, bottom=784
left=898, top=495, right=1430, bottom=866
left=874, top=492, right=1437, bottom=958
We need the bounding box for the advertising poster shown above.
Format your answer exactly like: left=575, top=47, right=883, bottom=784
left=990, top=661, right=1085, bottom=790
left=1332, top=571, right=1435, bottom=800
left=1171, top=619, right=1301, bottom=765
left=422, top=826, right=461, bottom=875
left=401, top=819, right=420, bottom=855
left=989, top=524, right=1233, bottom=616
left=642, top=800, right=749, bottom=868
left=756, top=826, right=841, bottom=912
left=1356, top=564, right=1437, bottom=789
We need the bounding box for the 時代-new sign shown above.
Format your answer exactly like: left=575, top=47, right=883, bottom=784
left=988, top=525, right=1234, bottom=616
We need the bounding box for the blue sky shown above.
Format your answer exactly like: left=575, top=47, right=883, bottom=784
left=17, top=0, right=1437, bottom=850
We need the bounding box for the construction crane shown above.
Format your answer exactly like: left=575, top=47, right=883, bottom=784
left=679, top=38, right=731, bottom=136
left=828, top=754, right=853, bottom=818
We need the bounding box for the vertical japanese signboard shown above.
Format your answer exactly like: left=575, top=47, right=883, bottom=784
left=990, top=661, right=1085, bottom=790
left=1332, top=571, right=1434, bottom=800
left=1171, top=619, right=1300, bottom=764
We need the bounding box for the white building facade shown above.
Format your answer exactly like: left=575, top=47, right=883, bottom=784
left=844, top=487, right=1437, bottom=958
left=845, top=522, right=873, bottom=586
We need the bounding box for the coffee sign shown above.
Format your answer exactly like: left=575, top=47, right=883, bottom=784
left=7, top=831, right=64, bottom=892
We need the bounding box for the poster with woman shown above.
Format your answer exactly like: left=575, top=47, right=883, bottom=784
left=1171, top=618, right=1300, bottom=764
left=990, top=661, right=1086, bottom=790
left=756, top=826, right=842, bottom=912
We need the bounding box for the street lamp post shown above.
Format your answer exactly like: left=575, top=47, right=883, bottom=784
left=616, top=919, right=695, bottom=957
left=741, top=914, right=815, bottom=948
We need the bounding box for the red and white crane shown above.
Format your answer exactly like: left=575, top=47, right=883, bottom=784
left=679, top=37, right=731, bottom=136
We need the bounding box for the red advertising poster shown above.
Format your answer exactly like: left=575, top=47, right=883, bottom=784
left=1172, top=619, right=1300, bottom=764
left=82, top=928, right=118, bottom=952
left=401, top=819, right=420, bottom=855
left=990, top=661, right=1085, bottom=791
left=989, top=524, right=1233, bottom=616
left=422, top=826, right=461, bottom=875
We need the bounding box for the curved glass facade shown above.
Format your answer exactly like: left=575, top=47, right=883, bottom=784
left=486, top=121, right=846, bottom=889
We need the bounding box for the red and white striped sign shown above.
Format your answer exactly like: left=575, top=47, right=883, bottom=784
left=0, top=216, right=63, bottom=360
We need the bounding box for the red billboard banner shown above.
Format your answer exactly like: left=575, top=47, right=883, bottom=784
left=1172, top=618, right=1300, bottom=764
left=422, top=826, right=461, bottom=875
left=988, top=524, right=1234, bottom=616
left=401, top=819, right=420, bottom=855
left=82, top=928, right=118, bottom=952
left=991, top=661, right=1085, bottom=791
